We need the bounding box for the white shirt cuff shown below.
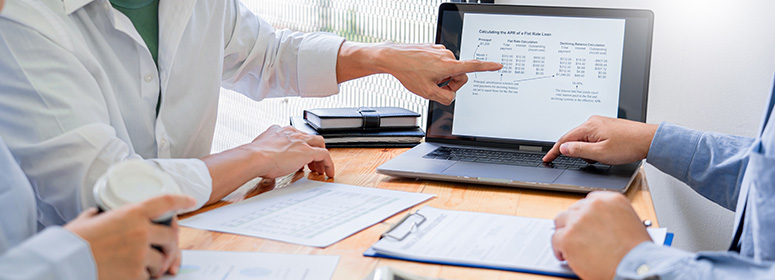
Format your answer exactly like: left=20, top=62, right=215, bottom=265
left=150, top=158, right=213, bottom=211
left=297, top=33, right=344, bottom=97
left=616, top=241, right=693, bottom=279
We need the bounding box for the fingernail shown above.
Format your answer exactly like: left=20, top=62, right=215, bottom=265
left=560, top=143, right=569, bottom=154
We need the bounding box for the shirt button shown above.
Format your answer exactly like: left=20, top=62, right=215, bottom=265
left=636, top=264, right=650, bottom=275
left=159, top=138, right=167, bottom=147
left=144, top=74, right=154, bottom=82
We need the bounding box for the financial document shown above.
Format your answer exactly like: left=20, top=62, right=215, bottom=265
left=452, top=13, right=625, bottom=142
left=162, top=250, right=338, bottom=280
left=181, top=179, right=435, bottom=247
left=369, top=206, right=668, bottom=277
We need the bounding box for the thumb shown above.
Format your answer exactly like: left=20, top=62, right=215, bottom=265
left=559, top=141, right=601, bottom=160
left=141, top=194, right=197, bottom=220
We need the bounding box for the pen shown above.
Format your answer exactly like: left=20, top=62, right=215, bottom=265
left=550, top=220, right=651, bottom=230
left=437, top=79, right=451, bottom=87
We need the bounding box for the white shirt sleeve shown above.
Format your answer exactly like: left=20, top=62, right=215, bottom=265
left=616, top=241, right=775, bottom=279
left=0, top=227, right=97, bottom=280
left=220, top=0, right=345, bottom=99
left=0, top=0, right=344, bottom=228
left=0, top=15, right=211, bottom=226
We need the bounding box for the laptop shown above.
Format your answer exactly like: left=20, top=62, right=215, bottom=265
left=377, top=3, right=654, bottom=193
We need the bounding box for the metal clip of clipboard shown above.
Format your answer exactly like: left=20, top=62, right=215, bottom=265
left=380, top=211, right=426, bottom=241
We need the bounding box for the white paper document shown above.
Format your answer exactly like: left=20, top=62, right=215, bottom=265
left=181, top=179, right=435, bottom=247
left=368, top=206, right=668, bottom=277
left=162, top=250, right=338, bottom=280
left=452, top=13, right=625, bottom=142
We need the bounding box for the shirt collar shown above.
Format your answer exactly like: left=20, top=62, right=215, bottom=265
left=63, top=0, right=97, bottom=15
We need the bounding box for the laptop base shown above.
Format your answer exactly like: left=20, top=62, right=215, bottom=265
left=377, top=142, right=641, bottom=193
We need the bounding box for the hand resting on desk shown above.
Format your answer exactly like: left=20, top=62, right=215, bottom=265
left=249, top=125, right=335, bottom=178
left=552, top=191, right=652, bottom=280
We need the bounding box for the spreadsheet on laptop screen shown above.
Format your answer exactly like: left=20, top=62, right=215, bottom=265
left=452, top=13, right=625, bottom=142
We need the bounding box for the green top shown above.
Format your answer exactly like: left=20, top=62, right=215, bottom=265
left=110, top=0, right=159, bottom=64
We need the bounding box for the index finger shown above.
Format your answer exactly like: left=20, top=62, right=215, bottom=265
left=452, top=60, right=503, bottom=75
left=140, top=194, right=197, bottom=220
left=309, top=147, right=336, bottom=178
left=542, top=126, right=587, bottom=162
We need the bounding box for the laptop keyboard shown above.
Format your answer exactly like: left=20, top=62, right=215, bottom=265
left=423, top=146, right=610, bottom=171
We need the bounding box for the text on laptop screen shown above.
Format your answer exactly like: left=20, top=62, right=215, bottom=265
left=451, top=13, right=625, bottom=142
left=426, top=5, right=653, bottom=147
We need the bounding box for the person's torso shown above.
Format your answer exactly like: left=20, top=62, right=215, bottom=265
left=736, top=82, right=775, bottom=261
left=5, top=0, right=234, bottom=159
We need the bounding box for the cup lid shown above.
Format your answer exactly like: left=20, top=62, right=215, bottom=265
left=93, top=160, right=182, bottom=217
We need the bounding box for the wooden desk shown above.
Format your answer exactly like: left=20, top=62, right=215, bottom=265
left=179, top=148, right=658, bottom=280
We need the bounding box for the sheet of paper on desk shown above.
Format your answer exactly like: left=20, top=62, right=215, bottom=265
left=180, top=178, right=435, bottom=247
left=368, top=206, right=668, bottom=277
left=161, top=250, right=338, bottom=280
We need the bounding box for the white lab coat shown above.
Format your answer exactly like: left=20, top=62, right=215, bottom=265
left=0, top=0, right=344, bottom=226
left=0, top=137, right=97, bottom=280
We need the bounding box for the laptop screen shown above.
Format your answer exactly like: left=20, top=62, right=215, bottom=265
left=427, top=4, right=653, bottom=148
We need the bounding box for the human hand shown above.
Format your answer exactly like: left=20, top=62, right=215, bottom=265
left=247, top=125, right=335, bottom=178
left=381, top=43, right=502, bottom=105
left=336, top=42, right=502, bottom=105
left=64, top=194, right=196, bottom=279
left=542, top=115, right=658, bottom=165
left=552, top=191, right=652, bottom=280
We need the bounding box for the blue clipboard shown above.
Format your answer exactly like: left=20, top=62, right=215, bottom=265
left=363, top=212, right=674, bottom=279
left=363, top=247, right=579, bottom=279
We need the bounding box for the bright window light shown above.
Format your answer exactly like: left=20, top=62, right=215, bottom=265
left=213, top=0, right=446, bottom=152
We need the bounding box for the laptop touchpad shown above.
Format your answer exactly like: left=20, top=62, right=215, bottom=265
left=441, top=162, right=563, bottom=184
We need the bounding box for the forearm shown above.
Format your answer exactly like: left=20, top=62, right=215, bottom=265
left=646, top=122, right=754, bottom=209
left=202, top=144, right=264, bottom=205
left=336, top=39, right=502, bottom=105
left=616, top=242, right=775, bottom=279
left=202, top=126, right=336, bottom=205
left=336, top=41, right=387, bottom=83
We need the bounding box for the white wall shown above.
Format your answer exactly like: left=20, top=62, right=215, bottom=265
left=498, top=0, right=775, bottom=251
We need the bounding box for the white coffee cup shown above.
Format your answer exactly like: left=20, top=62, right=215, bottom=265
left=93, top=160, right=183, bottom=224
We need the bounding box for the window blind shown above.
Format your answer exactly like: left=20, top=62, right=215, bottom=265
left=213, top=0, right=445, bottom=152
